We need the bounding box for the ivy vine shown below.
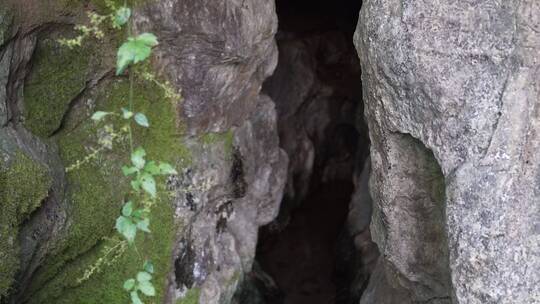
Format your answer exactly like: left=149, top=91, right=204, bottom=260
left=62, top=2, right=178, bottom=303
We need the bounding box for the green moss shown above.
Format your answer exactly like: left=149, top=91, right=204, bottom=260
left=177, top=288, right=200, bottom=304
left=199, top=130, right=235, bottom=157
left=27, top=77, right=190, bottom=303
left=0, top=151, right=52, bottom=297
left=23, top=36, right=91, bottom=138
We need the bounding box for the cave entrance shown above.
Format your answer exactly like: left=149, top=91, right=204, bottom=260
left=246, top=0, right=376, bottom=303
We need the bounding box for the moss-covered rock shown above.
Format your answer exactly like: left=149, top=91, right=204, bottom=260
left=177, top=288, right=200, bottom=304
left=22, top=35, right=92, bottom=138
left=199, top=130, right=234, bottom=157
left=26, top=76, right=189, bottom=303
left=0, top=151, right=52, bottom=298
left=15, top=2, right=191, bottom=301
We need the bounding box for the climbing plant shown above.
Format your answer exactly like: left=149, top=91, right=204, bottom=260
left=62, top=2, right=178, bottom=303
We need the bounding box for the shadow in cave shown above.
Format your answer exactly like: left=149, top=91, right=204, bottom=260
left=235, top=0, right=375, bottom=303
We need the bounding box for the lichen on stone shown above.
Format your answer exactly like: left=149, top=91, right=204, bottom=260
left=199, top=130, right=235, bottom=157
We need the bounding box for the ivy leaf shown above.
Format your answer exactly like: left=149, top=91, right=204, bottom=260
left=141, top=174, right=156, bottom=198
left=144, top=161, right=160, bottom=175
left=136, top=217, right=151, bottom=233
left=158, top=162, right=177, bottom=175
left=123, top=278, right=136, bottom=291
left=122, top=201, right=133, bottom=217
left=138, top=281, right=156, bottom=296
left=91, top=111, right=109, bottom=121
left=136, top=271, right=152, bottom=282
left=116, top=216, right=137, bottom=242
left=122, top=107, right=134, bottom=119
left=116, top=33, right=159, bottom=75
left=122, top=165, right=138, bottom=176
left=114, top=7, right=131, bottom=27
left=130, top=291, right=143, bottom=304
left=134, top=113, right=149, bottom=127
left=143, top=261, right=154, bottom=274
left=131, top=147, right=146, bottom=169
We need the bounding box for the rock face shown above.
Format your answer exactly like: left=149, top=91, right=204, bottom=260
left=137, top=1, right=288, bottom=303
left=1, top=0, right=286, bottom=303
left=355, top=1, right=540, bottom=303
left=135, top=0, right=279, bottom=135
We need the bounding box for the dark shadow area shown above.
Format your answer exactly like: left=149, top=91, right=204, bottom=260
left=257, top=182, right=355, bottom=304
left=232, top=1, right=375, bottom=304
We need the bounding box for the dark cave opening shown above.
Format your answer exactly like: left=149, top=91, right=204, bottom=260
left=238, top=1, right=377, bottom=303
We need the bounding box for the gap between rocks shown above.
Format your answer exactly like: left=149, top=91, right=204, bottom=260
left=235, top=1, right=379, bottom=303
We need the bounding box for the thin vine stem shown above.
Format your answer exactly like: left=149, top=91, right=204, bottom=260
left=126, top=12, right=136, bottom=153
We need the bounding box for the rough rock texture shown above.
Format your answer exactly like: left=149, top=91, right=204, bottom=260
left=168, top=96, right=287, bottom=304
left=136, top=1, right=288, bottom=303
left=345, top=157, right=379, bottom=300
left=1, top=0, right=286, bottom=303
left=135, top=0, right=279, bottom=135
left=356, top=1, right=540, bottom=303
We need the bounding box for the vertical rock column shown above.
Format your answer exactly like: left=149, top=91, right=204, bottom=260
left=355, top=1, right=539, bottom=303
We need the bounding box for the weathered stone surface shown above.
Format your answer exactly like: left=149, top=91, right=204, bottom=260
left=346, top=157, right=379, bottom=299
left=169, top=96, right=287, bottom=304
left=136, top=0, right=279, bottom=134
left=135, top=1, right=287, bottom=303
left=355, top=1, right=540, bottom=303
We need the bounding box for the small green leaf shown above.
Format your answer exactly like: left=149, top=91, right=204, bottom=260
left=136, top=218, right=151, bottom=232
left=131, top=147, right=146, bottom=169
left=131, top=179, right=141, bottom=192
left=137, top=33, right=158, bottom=47
left=122, top=201, right=133, bottom=217
left=144, top=161, right=160, bottom=175
left=134, top=113, right=149, bottom=127
left=132, top=209, right=144, bottom=219
left=138, top=281, right=156, bottom=296
left=91, top=111, right=109, bottom=121
left=130, top=291, right=143, bottom=304
left=123, top=278, right=136, bottom=291
left=116, top=33, right=159, bottom=75
left=141, top=174, right=156, bottom=197
left=122, top=165, right=138, bottom=176
left=116, top=216, right=137, bottom=242
left=114, top=7, right=131, bottom=27
left=158, top=162, right=178, bottom=175
left=143, top=261, right=154, bottom=274
left=136, top=271, right=152, bottom=282
left=116, top=49, right=132, bottom=75
left=122, top=108, right=134, bottom=119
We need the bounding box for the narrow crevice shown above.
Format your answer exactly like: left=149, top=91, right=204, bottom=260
left=238, top=1, right=377, bottom=303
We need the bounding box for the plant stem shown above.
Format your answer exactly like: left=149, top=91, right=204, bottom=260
left=127, top=15, right=134, bottom=153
